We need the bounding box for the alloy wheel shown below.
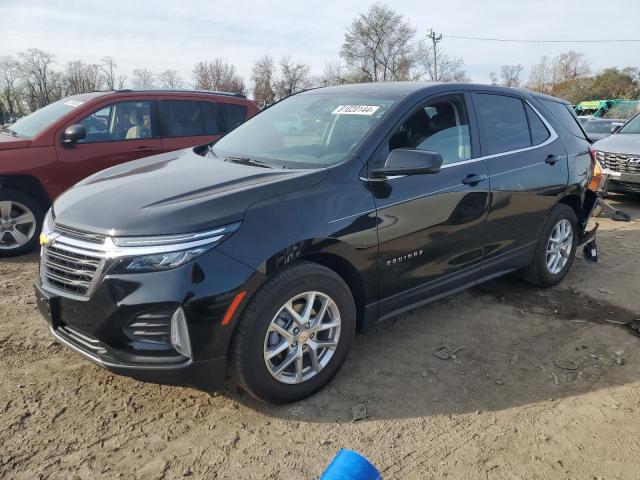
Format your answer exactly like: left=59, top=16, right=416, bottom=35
left=545, top=218, right=573, bottom=274
left=264, top=291, right=341, bottom=384
left=0, top=201, right=37, bottom=250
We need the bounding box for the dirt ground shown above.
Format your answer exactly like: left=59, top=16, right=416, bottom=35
left=1, top=194, right=639, bottom=480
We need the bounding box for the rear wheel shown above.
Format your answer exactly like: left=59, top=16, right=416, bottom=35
left=0, top=189, right=44, bottom=257
left=522, top=204, right=578, bottom=287
left=229, top=262, right=356, bottom=403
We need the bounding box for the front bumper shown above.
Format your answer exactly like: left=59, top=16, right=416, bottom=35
left=48, top=319, right=226, bottom=389
left=603, top=169, right=640, bottom=194
left=34, top=247, right=261, bottom=391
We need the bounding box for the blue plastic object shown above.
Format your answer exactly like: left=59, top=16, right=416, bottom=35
left=320, top=449, right=382, bottom=480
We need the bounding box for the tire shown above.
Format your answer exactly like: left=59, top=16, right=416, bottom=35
left=229, top=261, right=356, bottom=403
left=521, top=204, right=578, bottom=287
left=0, top=189, right=44, bottom=257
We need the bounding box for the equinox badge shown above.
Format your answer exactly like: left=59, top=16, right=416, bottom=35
left=387, top=250, right=424, bottom=266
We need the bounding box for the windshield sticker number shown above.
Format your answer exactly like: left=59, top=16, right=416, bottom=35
left=64, top=100, right=84, bottom=107
left=332, top=105, right=380, bottom=115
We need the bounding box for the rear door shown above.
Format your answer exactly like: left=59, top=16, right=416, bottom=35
left=372, top=92, right=491, bottom=318
left=55, top=98, right=162, bottom=188
left=472, top=92, right=568, bottom=267
left=158, top=99, right=249, bottom=152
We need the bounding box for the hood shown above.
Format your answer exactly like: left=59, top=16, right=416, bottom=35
left=593, top=134, right=640, bottom=155
left=53, top=148, right=327, bottom=236
left=586, top=132, right=609, bottom=143
left=0, top=133, right=31, bottom=150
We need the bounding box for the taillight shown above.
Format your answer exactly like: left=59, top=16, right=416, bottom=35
left=588, top=147, right=603, bottom=192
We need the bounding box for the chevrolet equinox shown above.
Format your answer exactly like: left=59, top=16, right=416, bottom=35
left=35, top=83, right=599, bottom=403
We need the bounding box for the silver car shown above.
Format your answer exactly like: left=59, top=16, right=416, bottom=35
left=592, top=113, right=640, bottom=195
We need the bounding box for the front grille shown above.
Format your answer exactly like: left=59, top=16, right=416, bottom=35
left=53, top=223, right=106, bottom=244
left=57, top=324, right=107, bottom=355
left=597, top=151, right=640, bottom=175
left=40, top=232, right=105, bottom=298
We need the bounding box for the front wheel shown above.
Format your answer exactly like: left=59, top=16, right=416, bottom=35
left=229, top=262, right=356, bottom=403
left=521, top=204, right=578, bottom=287
left=0, top=189, right=44, bottom=257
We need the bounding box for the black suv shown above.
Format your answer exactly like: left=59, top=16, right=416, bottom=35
left=35, top=83, right=598, bottom=403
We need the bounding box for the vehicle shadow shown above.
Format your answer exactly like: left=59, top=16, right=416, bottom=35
left=229, top=273, right=640, bottom=422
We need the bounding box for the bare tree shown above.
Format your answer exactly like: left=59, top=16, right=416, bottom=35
left=131, top=69, right=156, bottom=89
left=18, top=48, right=60, bottom=109
left=340, top=4, right=415, bottom=82
left=527, top=56, right=553, bottom=94
left=273, top=56, right=311, bottom=100
left=251, top=55, right=276, bottom=106
left=320, top=61, right=351, bottom=87
left=500, top=64, right=523, bottom=87
left=116, top=74, right=127, bottom=90
left=158, top=69, right=183, bottom=89
left=489, top=72, right=498, bottom=85
left=413, top=39, right=468, bottom=82
left=552, top=51, right=590, bottom=83
left=192, top=58, right=245, bottom=95
left=101, top=56, right=127, bottom=89
left=0, top=56, right=24, bottom=118
left=65, top=61, right=104, bottom=95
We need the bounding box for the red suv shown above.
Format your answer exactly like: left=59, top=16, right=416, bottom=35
left=0, top=89, right=259, bottom=256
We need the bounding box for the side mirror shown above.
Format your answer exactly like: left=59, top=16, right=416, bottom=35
left=610, top=124, right=622, bottom=134
left=370, top=148, right=443, bottom=178
left=61, top=124, right=86, bottom=144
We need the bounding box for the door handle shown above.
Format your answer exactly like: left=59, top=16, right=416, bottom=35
left=545, top=154, right=562, bottom=165
left=133, top=146, right=158, bottom=153
left=462, top=173, right=488, bottom=186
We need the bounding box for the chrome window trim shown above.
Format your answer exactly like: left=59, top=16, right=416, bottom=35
left=364, top=98, right=558, bottom=181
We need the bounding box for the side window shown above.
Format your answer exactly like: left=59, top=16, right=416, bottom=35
left=525, top=103, right=550, bottom=145
left=78, top=101, right=152, bottom=143
left=474, top=94, right=530, bottom=155
left=160, top=100, right=204, bottom=137
left=388, top=95, right=471, bottom=165
left=218, top=103, right=247, bottom=132
left=81, top=106, right=111, bottom=142
left=539, top=99, right=587, bottom=140
left=200, top=102, right=223, bottom=135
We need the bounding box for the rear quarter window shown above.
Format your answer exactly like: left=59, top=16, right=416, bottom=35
left=539, top=99, right=587, bottom=140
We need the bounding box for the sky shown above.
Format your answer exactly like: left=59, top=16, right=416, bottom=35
left=1, top=0, right=639, bottom=91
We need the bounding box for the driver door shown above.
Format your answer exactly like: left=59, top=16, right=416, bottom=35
left=55, top=99, right=162, bottom=188
left=370, top=93, right=491, bottom=318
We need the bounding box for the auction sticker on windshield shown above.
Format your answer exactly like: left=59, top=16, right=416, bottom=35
left=332, top=105, right=380, bottom=115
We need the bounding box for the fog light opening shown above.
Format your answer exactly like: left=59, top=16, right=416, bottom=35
left=170, top=307, right=192, bottom=359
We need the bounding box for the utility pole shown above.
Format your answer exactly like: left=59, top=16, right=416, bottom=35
left=426, top=29, right=443, bottom=81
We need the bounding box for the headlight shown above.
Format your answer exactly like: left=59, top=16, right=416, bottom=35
left=116, top=247, right=209, bottom=272
left=108, top=222, right=240, bottom=273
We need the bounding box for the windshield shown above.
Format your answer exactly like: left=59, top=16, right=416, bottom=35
left=210, top=93, right=397, bottom=168
left=584, top=121, right=617, bottom=134
left=619, top=114, right=640, bottom=134
left=6, top=98, right=85, bottom=138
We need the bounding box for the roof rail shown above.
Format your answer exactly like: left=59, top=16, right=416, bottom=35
left=113, top=88, right=246, bottom=98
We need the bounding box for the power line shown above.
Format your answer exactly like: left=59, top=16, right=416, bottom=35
left=445, top=35, right=640, bottom=44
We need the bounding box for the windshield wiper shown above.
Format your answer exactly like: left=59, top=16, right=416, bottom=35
left=1, top=127, right=18, bottom=137
left=223, top=156, right=274, bottom=169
